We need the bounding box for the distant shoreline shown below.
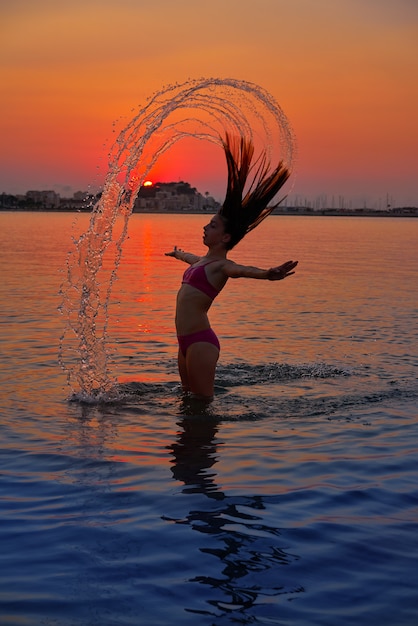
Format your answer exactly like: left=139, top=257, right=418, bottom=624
left=1, top=207, right=417, bottom=218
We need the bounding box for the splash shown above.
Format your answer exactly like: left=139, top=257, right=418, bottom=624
left=58, top=78, right=296, bottom=399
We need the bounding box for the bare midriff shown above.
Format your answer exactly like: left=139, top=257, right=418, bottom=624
left=175, top=285, right=213, bottom=336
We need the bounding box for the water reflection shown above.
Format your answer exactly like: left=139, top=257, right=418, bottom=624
left=167, top=415, right=304, bottom=617
left=169, top=413, right=224, bottom=498
left=63, top=403, right=118, bottom=462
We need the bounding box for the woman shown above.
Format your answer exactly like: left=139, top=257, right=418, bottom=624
left=166, top=134, right=298, bottom=401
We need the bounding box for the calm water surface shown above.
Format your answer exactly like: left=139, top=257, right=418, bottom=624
left=1, top=212, right=417, bottom=625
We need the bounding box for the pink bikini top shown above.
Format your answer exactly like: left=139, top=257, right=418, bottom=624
left=182, top=260, right=220, bottom=300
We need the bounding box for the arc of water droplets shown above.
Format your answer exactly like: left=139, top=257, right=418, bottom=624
left=58, top=78, right=296, bottom=399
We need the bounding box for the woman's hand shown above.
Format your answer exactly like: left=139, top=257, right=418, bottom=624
left=165, top=246, right=180, bottom=258
left=267, top=260, right=298, bottom=281
left=165, top=247, right=201, bottom=265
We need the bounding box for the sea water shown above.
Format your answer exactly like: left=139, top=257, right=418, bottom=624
left=1, top=211, right=417, bottom=625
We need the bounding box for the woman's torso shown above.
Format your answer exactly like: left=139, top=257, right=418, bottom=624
left=175, top=259, right=228, bottom=335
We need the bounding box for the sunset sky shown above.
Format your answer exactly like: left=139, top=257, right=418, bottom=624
left=1, top=0, right=417, bottom=207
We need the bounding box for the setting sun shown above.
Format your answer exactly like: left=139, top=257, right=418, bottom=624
left=143, top=181, right=153, bottom=187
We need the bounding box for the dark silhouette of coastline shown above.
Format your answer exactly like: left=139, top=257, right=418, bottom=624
left=1, top=184, right=417, bottom=217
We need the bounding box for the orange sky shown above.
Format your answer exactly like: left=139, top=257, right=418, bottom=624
left=1, top=0, right=417, bottom=207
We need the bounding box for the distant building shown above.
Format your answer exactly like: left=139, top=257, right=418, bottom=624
left=0, top=193, right=18, bottom=209
left=389, top=206, right=418, bottom=216
left=133, top=181, right=219, bottom=213
left=26, top=190, right=60, bottom=209
left=59, top=191, right=97, bottom=211
left=73, top=191, right=90, bottom=202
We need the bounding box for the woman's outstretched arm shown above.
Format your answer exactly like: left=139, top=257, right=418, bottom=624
left=165, top=246, right=201, bottom=265
left=224, top=259, right=298, bottom=280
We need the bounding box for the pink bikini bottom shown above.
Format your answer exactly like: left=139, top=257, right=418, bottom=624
left=177, top=328, right=220, bottom=357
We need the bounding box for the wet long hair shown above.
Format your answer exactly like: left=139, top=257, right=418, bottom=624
left=218, top=132, right=290, bottom=249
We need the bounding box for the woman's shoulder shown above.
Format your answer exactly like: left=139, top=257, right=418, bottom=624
left=205, top=257, right=236, bottom=277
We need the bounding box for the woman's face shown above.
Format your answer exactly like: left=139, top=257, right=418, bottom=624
left=203, top=214, right=229, bottom=247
